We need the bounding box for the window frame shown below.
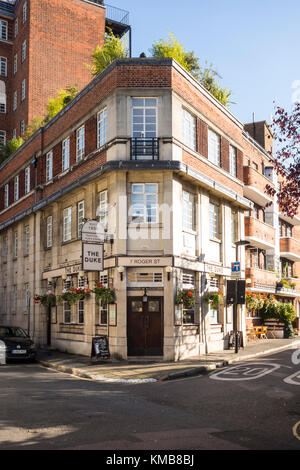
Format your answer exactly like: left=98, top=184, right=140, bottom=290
left=209, top=200, right=220, bottom=241
left=97, top=107, right=107, bottom=148
left=14, top=175, right=19, bottom=202
left=77, top=200, right=85, bottom=239
left=76, top=126, right=85, bottom=162
left=130, top=183, right=158, bottom=224
left=182, top=108, right=196, bottom=151
left=46, top=151, right=53, bottom=182
left=182, top=190, right=195, bottom=232
left=62, top=137, right=70, bottom=172
left=25, top=166, right=30, bottom=194
left=0, top=20, right=8, bottom=41
left=0, top=56, right=7, bottom=77
left=63, top=207, right=72, bottom=243
left=21, top=40, right=26, bottom=63
left=46, top=216, right=53, bottom=249
left=208, top=129, right=221, bottom=167
left=229, top=145, right=237, bottom=177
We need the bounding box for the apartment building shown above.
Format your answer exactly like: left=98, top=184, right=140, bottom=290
left=0, top=0, right=130, bottom=145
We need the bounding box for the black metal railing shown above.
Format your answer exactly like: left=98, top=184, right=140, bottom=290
left=130, top=138, right=160, bottom=161
left=105, top=3, right=130, bottom=26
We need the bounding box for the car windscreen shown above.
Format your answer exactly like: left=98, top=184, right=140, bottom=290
left=0, top=327, right=28, bottom=338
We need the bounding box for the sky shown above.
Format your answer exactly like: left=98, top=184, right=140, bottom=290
left=108, top=0, right=300, bottom=124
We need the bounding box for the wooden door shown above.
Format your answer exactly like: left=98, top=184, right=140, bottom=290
left=127, top=297, right=163, bottom=356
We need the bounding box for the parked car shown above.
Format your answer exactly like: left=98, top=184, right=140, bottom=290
left=0, top=326, right=36, bottom=362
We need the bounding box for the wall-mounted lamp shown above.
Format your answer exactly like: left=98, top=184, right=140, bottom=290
left=117, top=266, right=125, bottom=282
left=165, top=266, right=172, bottom=281
left=143, top=288, right=148, bottom=303
left=246, top=278, right=252, bottom=285
left=62, top=275, right=67, bottom=281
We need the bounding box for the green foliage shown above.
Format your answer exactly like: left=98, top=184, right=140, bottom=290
left=34, top=294, right=56, bottom=307
left=23, top=116, right=45, bottom=141
left=0, top=137, right=24, bottom=164
left=176, top=289, right=195, bottom=309
left=93, top=282, right=115, bottom=305
left=58, top=288, right=91, bottom=306
left=150, top=33, right=233, bottom=107
left=89, top=28, right=128, bottom=76
left=204, top=291, right=223, bottom=309
left=45, top=85, right=78, bottom=122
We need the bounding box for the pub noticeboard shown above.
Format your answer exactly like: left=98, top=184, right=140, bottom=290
left=91, top=336, right=110, bottom=359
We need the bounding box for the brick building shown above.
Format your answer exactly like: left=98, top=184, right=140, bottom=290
left=0, top=5, right=299, bottom=360
left=0, top=0, right=130, bottom=144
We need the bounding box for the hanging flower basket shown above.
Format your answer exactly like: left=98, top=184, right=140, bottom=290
left=34, top=294, right=57, bottom=307
left=92, top=282, right=115, bottom=306
left=58, top=288, right=91, bottom=306
left=204, top=291, right=223, bottom=309
left=175, top=289, right=195, bottom=309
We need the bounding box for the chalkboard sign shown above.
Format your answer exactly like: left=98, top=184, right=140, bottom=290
left=91, top=336, right=110, bottom=359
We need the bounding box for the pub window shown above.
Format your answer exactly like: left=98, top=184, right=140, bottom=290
left=63, top=207, right=72, bottom=242
left=78, top=300, right=84, bottom=325
left=209, top=201, right=220, bottom=240
left=182, top=270, right=196, bottom=324
left=97, top=190, right=108, bottom=230
left=99, top=272, right=108, bottom=325
left=63, top=302, right=71, bottom=324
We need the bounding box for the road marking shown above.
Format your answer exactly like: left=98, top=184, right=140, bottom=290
left=210, top=363, right=281, bottom=381
left=293, top=422, right=300, bottom=441
left=291, top=349, right=300, bottom=365
left=284, top=370, right=300, bottom=386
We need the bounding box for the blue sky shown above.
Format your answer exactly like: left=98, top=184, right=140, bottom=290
left=108, top=0, right=300, bottom=124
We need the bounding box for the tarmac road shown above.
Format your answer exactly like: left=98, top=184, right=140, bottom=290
left=0, top=349, right=300, bottom=450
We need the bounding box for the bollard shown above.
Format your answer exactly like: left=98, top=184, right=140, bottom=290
left=0, top=340, right=6, bottom=365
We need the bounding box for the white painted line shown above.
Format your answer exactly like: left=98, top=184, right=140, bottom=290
left=210, top=363, right=281, bottom=381
left=293, top=422, right=300, bottom=441
left=284, top=370, right=300, bottom=386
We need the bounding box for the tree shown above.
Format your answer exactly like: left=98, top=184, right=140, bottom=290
left=0, top=137, right=24, bottom=164
left=266, top=102, right=300, bottom=217
left=0, top=86, right=78, bottom=164
left=89, top=28, right=128, bottom=77
left=150, top=33, right=233, bottom=107
left=44, top=85, right=78, bottom=122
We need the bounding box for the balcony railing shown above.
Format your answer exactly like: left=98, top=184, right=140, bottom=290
left=130, top=138, right=159, bottom=161
left=105, top=3, right=130, bottom=26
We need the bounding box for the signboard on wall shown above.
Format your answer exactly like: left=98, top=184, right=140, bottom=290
left=82, top=243, right=104, bottom=272
left=81, top=220, right=105, bottom=243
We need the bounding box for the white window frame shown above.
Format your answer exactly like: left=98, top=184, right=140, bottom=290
left=4, top=184, right=9, bottom=208
left=13, top=231, right=18, bottom=258
left=14, top=53, right=18, bottom=74
left=78, top=300, right=85, bottom=325
left=76, top=126, right=85, bottom=161
left=183, top=191, right=195, bottom=232
left=46, top=151, right=53, bottom=182
left=99, top=272, right=108, bottom=325
left=0, top=130, right=6, bottom=148
left=24, top=225, right=29, bottom=256
left=63, top=301, right=71, bottom=324
left=13, top=91, right=17, bottom=111
left=77, top=201, right=85, bottom=238
left=23, top=1, right=27, bottom=23
left=0, top=20, right=8, bottom=41
left=231, top=210, right=237, bottom=244
left=208, top=129, right=221, bottom=167
left=25, top=166, right=30, bottom=194
left=14, top=175, right=19, bottom=202
left=97, top=107, right=107, bottom=148
left=63, top=207, right=72, bottom=242
left=0, top=94, right=6, bottom=114
left=14, top=18, right=18, bottom=38
left=46, top=216, right=52, bottom=248
left=0, top=57, right=7, bottom=77
left=20, top=120, right=25, bottom=135
left=98, top=190, right=108, bottom=229
left=13, top=129, right=17, bottom=140
left=21, top=79, right=26, bottom=101
left=209, top=200, right=220, bottom=241
left=62, top=137, right=70, bottom=171
left=131, top=183, right=158, bottom=224
left=131, top=97, right=158, bottom=139
left=229, top=145, right=237, bottom=177
left=182, top=108, right=196, bottom=151
left=21, top=40, right=26, bottom=62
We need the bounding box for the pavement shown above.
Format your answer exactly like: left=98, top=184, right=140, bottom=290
left=36, top=338, right=300, bottom=384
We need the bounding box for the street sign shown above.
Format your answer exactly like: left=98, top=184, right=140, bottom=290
left=81, top=220, right=105, bottom=243
left=231, top=262, right=241, bottom=279
left=82, top=243, right=104, bottom=272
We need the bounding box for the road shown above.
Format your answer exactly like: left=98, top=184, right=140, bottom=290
left=0, top=349, right=300, bottom=450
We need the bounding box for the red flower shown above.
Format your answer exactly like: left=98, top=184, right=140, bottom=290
left=188, top=292, right=192, bottom=297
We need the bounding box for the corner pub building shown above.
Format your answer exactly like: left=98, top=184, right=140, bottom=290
left=0, top=8, right=300, bottom=361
